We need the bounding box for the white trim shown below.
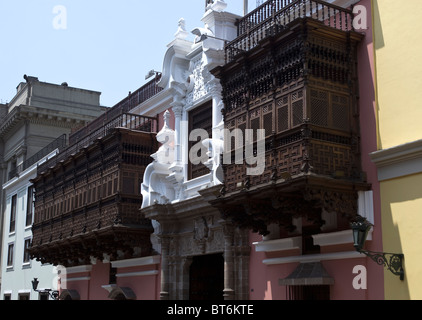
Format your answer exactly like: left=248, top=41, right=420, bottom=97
left=262, top=251, right=363, bottom=265
left=116, top=270, right=159, bottom=278
left=312, top=229, right=373, bottom=246
left=101, top=284, right=117, bottom=293
left=312, top=230, right=353, bottom=246
left=65, top=265, right=92, bottom=274
left=254, top=237, right=302, bottom=253
left=18, top=289, right=31, bottom=294
left=111, top=255, right=160, bottom=269
left=62, top=276, right=91, bottom=282
left=370, top=139, right=422, bottom=181
left=358, top=190, right=374, bottom=225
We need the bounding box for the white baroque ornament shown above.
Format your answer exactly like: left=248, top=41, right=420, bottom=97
left=186, top=58, right=215, bottom=107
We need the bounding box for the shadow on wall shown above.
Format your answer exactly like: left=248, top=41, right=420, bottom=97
left=373, top=0, right=385, bottom=50
left=382, top=175, right=422, bottom=300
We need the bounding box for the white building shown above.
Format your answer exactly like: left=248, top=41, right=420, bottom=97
left=0, top=76, right=104, bottom=300
left=138, top=1, right=252, bottom=300
left=1, top=147, right=62, bottom=300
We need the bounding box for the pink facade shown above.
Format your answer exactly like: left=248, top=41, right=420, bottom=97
left=60, top=259, right=161, bottom=300
left=53, top=0, right=382, bottom=301
left=356, top=0, right=384, bottom=300
left=248, top=0, right=384, bottom=300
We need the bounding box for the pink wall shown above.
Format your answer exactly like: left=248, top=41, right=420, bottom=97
left=116, top=264, right=160, bottom=300
left=63, top=260, right=160, bottom=300
left=89, top=262, right=110, bottom=300
left=248, top=0, right=383, bottom=300
left=356, top=0, right=384, bottom=300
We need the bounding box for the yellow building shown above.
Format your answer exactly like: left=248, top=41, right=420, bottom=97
left=371, top=0, right=422, bottom=300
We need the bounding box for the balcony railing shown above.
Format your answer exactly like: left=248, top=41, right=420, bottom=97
left=223, top=122, right=358, bottom=194
left=8, top=134, right=67, bottom=181
left=226, top=0, right=354, bottom=63
left=69, top=76, right=162, bottom=145
left=37, top=113, right=158, bottom=175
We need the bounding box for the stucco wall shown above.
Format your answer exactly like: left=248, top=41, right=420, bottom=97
left=374, top=0, right=422, bottom=149
left=380, top=173, right=422, bottom=300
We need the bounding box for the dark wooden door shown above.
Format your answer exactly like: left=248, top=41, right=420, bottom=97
left=189, top=253, right=224, bottom=300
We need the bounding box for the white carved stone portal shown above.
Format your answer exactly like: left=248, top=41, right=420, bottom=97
left=142, top=194, right=250, bottom=301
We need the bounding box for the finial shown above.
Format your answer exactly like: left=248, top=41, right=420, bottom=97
left=174, top=18, right=189, bottom=40
left=163, top=110, right=171, bottom=128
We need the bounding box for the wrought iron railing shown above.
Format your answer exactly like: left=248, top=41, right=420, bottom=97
left=69, top=75, right=162, bottom=145
left=8, top=134, right=67, bottom=181
left=226, top=0, right=354, bottom=62
left=37, top=113, right=158, bottom=174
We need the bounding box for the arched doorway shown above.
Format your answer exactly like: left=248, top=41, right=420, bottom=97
left=189, top=253, right=224, bottom=300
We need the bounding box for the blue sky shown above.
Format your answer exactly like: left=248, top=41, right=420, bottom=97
left=0, top=1, right=255, bottom=108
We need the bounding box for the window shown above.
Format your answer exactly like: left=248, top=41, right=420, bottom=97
left=26, top=186, right=34, bottom=227
left=39, top=292, right=49, bottom=300
left=7, top=243, right=14, bottom=267
left=23, top=239, right=31, bottom=263
left=9, top=195, right=17, bottom=233
left=18, top=293, right=30, bottom=300
left=3, top=294, right=11, bottom=300
left=188, top=101, right=213, bottom=180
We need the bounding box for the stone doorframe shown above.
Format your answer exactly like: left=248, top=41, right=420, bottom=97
left=142, top=196, right=250, bottom=300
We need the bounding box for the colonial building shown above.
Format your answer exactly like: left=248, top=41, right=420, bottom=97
left=0, top=76, right=104, bottom=300
left=140, top=0, right=382, bottom=300
left=27, top=0, right=392, bottom=300
left=139, top=1, right=250, bottom=299
left=208, top=0, right=382, bottom=299
left=370, top=0, right=422, bottom=300
left=29, top=78, right=161, bottom=300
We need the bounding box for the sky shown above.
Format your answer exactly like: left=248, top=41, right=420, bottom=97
left=0, top=0, right=258, bottom=108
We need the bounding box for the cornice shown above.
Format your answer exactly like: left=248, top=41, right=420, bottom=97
left=0, top=105, right=93, bottom=138
left=111, top=255, right=160, bottom=268
left=370, top=139, right=422, bottom=181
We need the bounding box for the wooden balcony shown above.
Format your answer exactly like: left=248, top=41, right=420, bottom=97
left=226, top=0, right=354, bottom=63
left=38, top=113, right=157, bottom=175
left=210, top=4, right=368, bottom=236
left=30, top=128, right=158, bottom=267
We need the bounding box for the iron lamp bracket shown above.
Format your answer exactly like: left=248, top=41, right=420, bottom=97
left=358, top=249, right=405, bottom=281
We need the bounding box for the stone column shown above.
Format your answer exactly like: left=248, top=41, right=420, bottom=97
left=168, top=102, right=185, bottom=199
left=209, top=78, right=224, bottom=135
left=171, top=102, right=184, bottom=166
left=222, top=222, right=235, bottom=300
left=160, top=237, right=171, bottom=300
left=180, top=256, right=193, bottom=300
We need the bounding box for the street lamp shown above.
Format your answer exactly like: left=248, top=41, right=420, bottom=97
left=351, top=217, right=405, bottom=281
left=31, top=278, right=59, bottom=300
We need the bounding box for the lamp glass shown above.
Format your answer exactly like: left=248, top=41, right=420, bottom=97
left=32, top=278, right=39, bottom=291
left=351, top=221, right=371, bottom=251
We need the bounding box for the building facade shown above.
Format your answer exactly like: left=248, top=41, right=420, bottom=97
left=209, top=0, right=383, bottom=300
left=370, top=0, right=422, bottom=300
left=25, top=0, right=404, bottom=300
left=140, top=0, right=383, bottom=300
left=29, top=78, right=162, bottom=300
left=0, top=76, right=104, bottom=300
